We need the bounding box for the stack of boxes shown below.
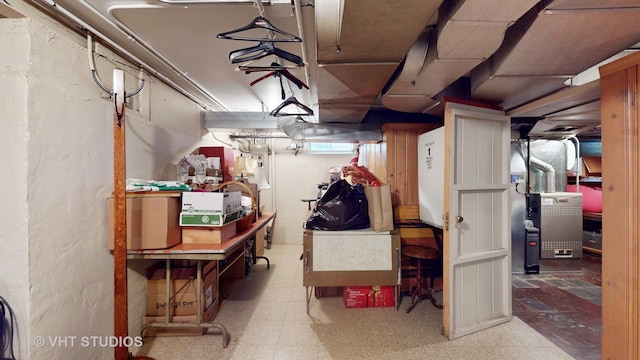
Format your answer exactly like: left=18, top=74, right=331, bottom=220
left=107, top=159, right=247, bottom=336
left=179, top=191, right=243, bottom=244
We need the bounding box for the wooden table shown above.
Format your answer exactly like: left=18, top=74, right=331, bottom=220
left=127, top=211, right=276, bottom=347
left=402, top=245, right=443, bottom=313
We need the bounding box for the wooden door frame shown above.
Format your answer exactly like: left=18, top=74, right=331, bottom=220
left=599, top=53, right=640, bottom=360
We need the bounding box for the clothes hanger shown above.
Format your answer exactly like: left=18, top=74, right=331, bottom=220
left=229, top=42, right=304, bottom=66
left=270, top=96, right=314, bottom=117
left=235, top=63, right=307, bottom=74
left=217, top=16, right=302, bottom=43
left=249, top=63, right=308, bottom=90
left=249, top=66, right=307, bottom=100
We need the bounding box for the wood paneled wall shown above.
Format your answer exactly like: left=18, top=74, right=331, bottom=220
left=361, top=123, right=439, bottom=207
left=599, top=51, right=640, bottom=360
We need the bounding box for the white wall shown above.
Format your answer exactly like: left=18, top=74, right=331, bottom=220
left=0, top=18, right=30, bottom=359
left=200, top=136, right=354, bottom=245
left=0, top=5, right=356, bottom=359
left=0, top=13, right=206, bottom=358
left=270, top=139, right=353, bottom=244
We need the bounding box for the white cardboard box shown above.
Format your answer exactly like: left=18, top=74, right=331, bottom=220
left=180, top=191, right=242, bottom=226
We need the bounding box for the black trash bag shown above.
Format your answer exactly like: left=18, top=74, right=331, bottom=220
left=304, top=179, right=370, bottom=231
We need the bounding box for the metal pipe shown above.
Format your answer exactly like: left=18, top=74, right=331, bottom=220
left=293, top=0, right=311, bottom=89
left=230, top=134, right=290, bottom=139
left=529, top=155, right=556, bottom=193
left=566, top=135, right=581, bottom=189
left=35, top=0, right=225, bottom=111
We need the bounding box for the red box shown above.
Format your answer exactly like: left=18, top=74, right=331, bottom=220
left=343, top=286, right=371, bottom=308
left=196, top=146, right=235, bottom=182
left=343, top=286, right=395, bottom=308
left=369, top=286, right=395, bottom=308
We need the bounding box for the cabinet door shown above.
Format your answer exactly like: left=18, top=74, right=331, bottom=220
left=302, top=230, right=401, bottom=287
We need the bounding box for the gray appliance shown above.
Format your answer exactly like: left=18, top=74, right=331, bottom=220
left=510, top=177, right=529, bottom=274
left=530, top=192, right=583, bottom=260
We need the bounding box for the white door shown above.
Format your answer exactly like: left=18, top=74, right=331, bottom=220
left=442, top=102, right=512, bottom=340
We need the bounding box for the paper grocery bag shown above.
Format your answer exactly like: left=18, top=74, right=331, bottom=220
left=365, top=185, right=394, bottom=231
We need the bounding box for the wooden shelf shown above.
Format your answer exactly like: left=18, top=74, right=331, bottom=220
left=583, top=246, right=602, bottom=255
left=583, top=212, right=602, bottom=222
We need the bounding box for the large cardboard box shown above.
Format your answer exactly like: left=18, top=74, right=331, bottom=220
left=107, top=194, right=181, bottom=250
left=142, top=299, right=219, bottom=336
left=180, top=191, right=242, bottom=226
left=182, top=222, right=237, bottom=244
left=146, top=263, right=218, bottom=317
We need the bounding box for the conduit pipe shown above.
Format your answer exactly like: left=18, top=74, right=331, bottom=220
left=293, top=0, right=312, bottom=93
left=36, top=0, right=226, bottom=111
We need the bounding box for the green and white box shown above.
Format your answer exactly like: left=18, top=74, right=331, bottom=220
left=180, top=191, right=242, bottom=226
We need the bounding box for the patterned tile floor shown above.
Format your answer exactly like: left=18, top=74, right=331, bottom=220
left=512, top=252, right=602, bottom=360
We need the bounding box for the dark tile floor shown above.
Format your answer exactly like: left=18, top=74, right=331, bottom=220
left=512, top=252, right=602, bottom=360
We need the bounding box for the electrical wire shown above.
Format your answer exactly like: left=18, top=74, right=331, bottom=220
left=0, top=296, right=16, bottom=360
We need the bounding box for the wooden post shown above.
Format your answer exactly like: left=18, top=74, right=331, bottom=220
left=600, top=52, right=640, bottom=360
left=112, top=69, right=129, bottom=360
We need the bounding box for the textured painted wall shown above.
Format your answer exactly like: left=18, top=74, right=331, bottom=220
left=0, top=18, right=30, bottom=359
left=270, top=139, right=352, bottom=244
left=0, top=13, right=204, bottom=358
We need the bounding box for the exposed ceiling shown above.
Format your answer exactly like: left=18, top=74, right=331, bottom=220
left=13, top=0, right=640, bottom=140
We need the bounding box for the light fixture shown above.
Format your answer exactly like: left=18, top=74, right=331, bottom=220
left=232, top=154, right=254, bottom=180
left=250, top=167, right=271, bottom=190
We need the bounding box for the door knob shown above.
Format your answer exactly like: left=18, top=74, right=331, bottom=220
left=456, top=215, right=464, bottom=223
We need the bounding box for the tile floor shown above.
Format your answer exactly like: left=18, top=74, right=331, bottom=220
left=512, top=253, right=602, bottom=360
left=133, top=244, right=593, bottom=360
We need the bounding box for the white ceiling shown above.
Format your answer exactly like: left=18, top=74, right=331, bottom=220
left=12, top=0, right=640, bottom=139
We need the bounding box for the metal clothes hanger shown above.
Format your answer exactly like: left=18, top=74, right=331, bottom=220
left=270, top=96, right=314, bottom=117
left=217, top=16, right=302, bottom=42
left=229, top=42, right=304, bottom=66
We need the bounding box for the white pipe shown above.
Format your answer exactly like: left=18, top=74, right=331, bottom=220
left=566, top=135, right=580, bottom=189
left=293, top=0, right=311, bottom=90
left=37, top=0, right=223, bottom=111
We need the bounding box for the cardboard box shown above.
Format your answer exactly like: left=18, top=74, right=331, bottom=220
left=179, top=211, right=242, bottom=227
left=343, top=286, right=370, bottom=308
left=369, top=286, right=395, bottom=308
left=181, top=222, right=237, bottom=244
left=107, top=195, right=181, bottom=250
left=180, top=191, right=242, bottom=226
left=146, top=264, right=218, bottom=317
left=343, top=286, right=395, bottom=308
left=142, top=299, right=219, bottom=337
left=580, top=156, right=602, bottom=177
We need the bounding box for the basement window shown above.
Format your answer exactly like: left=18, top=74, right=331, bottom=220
left=307, top=143, right=355, bottom=155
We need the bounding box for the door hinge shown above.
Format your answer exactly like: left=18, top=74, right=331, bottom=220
left=443, top=212, right=449, bottom=231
